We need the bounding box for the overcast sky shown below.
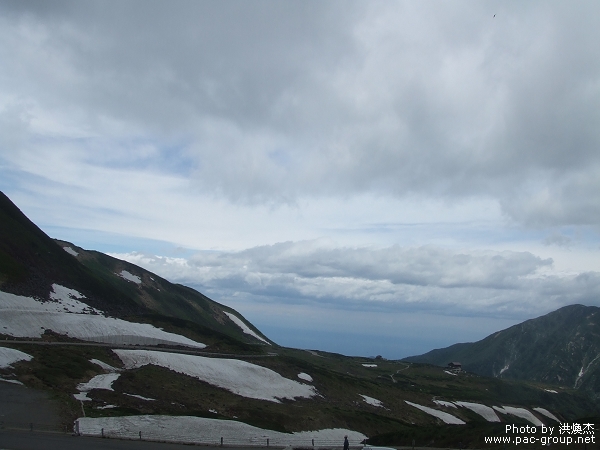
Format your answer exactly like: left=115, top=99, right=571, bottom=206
left=1, top=0, right=599, bottom=358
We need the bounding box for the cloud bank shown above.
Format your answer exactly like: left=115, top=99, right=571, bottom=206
left=112, top=242, right=600, bottom=321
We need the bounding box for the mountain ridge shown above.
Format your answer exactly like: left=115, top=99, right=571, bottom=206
left=404, top=304, right=600, bottom=398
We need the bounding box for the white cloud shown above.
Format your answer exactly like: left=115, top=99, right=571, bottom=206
left=111, top=241, right=600, bottom=321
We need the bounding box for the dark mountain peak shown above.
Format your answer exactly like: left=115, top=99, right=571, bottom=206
left=0, top=191, right=272, bottom=349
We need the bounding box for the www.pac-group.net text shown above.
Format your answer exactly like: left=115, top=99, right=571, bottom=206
left=484, top=423, right=595, bottom=446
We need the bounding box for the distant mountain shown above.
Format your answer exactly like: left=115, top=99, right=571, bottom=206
left=405, top=305, right=600, bottom=398
left=0, top=191, right=270, bottom=350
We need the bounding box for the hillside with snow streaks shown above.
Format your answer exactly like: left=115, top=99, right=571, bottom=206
left=0, top=347, right=33, bottom=368
left=0, top=289, right=205, bottom=348
left=404, top=401, right=465, bottom=425
left=224, top=312, right=270, bottom=344
left=493, top=406, right=543, bottom=426
left=114, top=349, right=317, bottom=403
left=76, top=415, right=366, bottom=446
left=533, top=407, right=561, bottom=422
left=454, top=401, right=500, bottom=422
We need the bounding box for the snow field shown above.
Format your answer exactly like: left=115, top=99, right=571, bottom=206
left=493, top=406, right=544, bottom=426
left=533, top=407, right=560, bottom=422
left=360, top=395, right=384, bottom=407
left=433, top=400, right=456, bottom=408
left=224, top=311, right=270, bottom=345
left=75, top=415, right=367, bottom=447
left=77, top=373, right=121, bottom=392
left=90, top=359, right=120, bottom=372
left=298, top=372, right=313, bottom=382
left=0, top=346, right=33, bottom=368
left=114, top=349, right=317, bottom=403
left=454, top=401, right=500, bottom=422
left=63, top=246, right=79, bottom=256
left=0, top=288, right=206, bottom=348
left=404, top=401, right=465, bottom=425
left=118, top=270, right=141, bottom=284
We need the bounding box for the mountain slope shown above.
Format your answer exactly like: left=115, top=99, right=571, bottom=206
left=405, top=305, right=600, bottom=398
left=2, top=190, right=600, bottom=448
left=0, top=191, right=270, bottom=349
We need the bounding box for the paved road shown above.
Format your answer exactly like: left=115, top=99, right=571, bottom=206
left=1, top=340, right=277, bottom=359
left=0, top=430, right=253, bottom=450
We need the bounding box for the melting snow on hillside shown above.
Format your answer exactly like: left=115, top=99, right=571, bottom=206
left=118, top=270, right=141, bottom=284
left=454, top=401, right=500, bottom=422
left=75, top=373, right=121, bottom=401
left=224, top=312, right=270, bottom=345
left=493, top=406, right=543, bottom=426
left=114, top=349, right=317, bottom=403
left=298, top=372, right=313, bottom=382
left=533, top=407, right=560, bottom=422
left=0, top=347, right=32, bottom=369
left=0, top=287, right=205, bottom=348
left=360, top=395, right=384, bottom=407
left=63, top=246, right=79, bottom=257
left=75, top=415, right=367, bottom=447
left=405, top=401, right=465, bottom=425
left=433, top=400, right=456, bottom=408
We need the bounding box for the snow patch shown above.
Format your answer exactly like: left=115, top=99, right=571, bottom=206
left=454, top=401, right=500, bottom=422
left=499, top=363, right=510, bottom=375
left=404, top=401, right=465, bottom=425
left=118, top=270, right=141, bottom=284
left=90, top=359, right=120, bottom=372
left=125, top=393, right=155, bottom=401
left=74, top=372, right=121, bottom=402
left=362, top=364, right=377, bottom=368
left=0, top=290, right=206, bottom=348
left=360, top=395, right=384, bottom=408
left=0, top=378, right=24, bottom=385
left=63, top=246, right=79, bottom=257
left=77, top=373, right=121, bottom=392
left=544, top=389, right=558, bottom=394
left=75, top=415, right=367, bottom=446
left=433, top=400, right=456, bottom=408
left=443, top=370, right=457, bottom=376
left=115, top=349, right=317, bottom=403
left=493, top=406, right=543, bottom=426
left=533, top=407, right=560, bottom=423
left=49, top=284, right=100, bottom=314
left=298, top=372, right=313, bottom=382
left=224, top=312, right=270, bottom=345
left=0, top=346, right=33, bottom=368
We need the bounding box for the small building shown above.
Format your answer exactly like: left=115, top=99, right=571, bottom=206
left=447, top=362, right=462, bottom=371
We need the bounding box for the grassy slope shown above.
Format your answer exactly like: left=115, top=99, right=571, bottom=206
left=2, top=341, right=597, bottom=447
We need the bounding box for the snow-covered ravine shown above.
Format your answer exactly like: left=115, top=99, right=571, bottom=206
left=75, top=415, right=367, bottom=447
left=224, top=312, right=270, bottom=345
left=0, top=287, right=205, bottom=348
left=114, top=349, right=317, bottom=403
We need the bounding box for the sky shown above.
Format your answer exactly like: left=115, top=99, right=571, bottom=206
left=1, top=0, right=599, bottom=359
